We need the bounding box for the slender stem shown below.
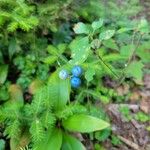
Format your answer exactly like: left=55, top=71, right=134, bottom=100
left=116, top=33, right=143, bottom=86
left=98, top=55, right=120, bottom=79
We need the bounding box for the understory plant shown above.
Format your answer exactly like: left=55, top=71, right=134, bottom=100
left=0, top=17, right=149, bottom=149
left=0, top=1, right=150, bottom=149
left=0, top=70, right=110, bottom=150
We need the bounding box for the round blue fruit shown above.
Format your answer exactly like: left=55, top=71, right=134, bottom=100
left=71, top=77, right=81, bottom=88
left=59, top=70, right=68, bottom=80
left=71, top=66, right=82, bottom=77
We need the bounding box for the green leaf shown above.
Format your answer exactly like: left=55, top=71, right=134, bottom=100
left=117, top=27, right=133, bottom=34
left=62, top=133, right=86, bottom=150
left=73, top=22, right=91, bottom=34
left=111, top=135, right=122, bottom=146
left=120, top=44, right=135, bottom=58
left=102, top=39, right=118, bottom=50
left=85, top=67, right=95, bottom=82
left=125, top=61, right=144, bottom=81
left=136, top=41, right=150, bottom=63
left=99, top=30, right=115, bottom=40
left=0, top=139, right=5, bottom=150
left=69, top=37, right=90, bottom=65
left=43, top=56, right=58, bottom=65
left=103, top=54, right=127, bottom=62
left=0, top=65, right=8, bottom=85
left=92, top=19, right=103, bottom=31
left=48, top=71, right=70, bottom=110
left=36, top=128, right=62, bottom=150
left=8, top=38, right=21, bottom=59
left=137, top=19, right=149, bottom=33
left=47, top=45, right=58, bottom=55
left=95, top=129, right=111, bottom=142
left=62, top=114, right=110, bottom=133
left=99, top=95, right=109, bottom=104
left=0, top=87, right=9, bottom=101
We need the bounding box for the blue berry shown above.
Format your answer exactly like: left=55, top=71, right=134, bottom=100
left=71, top=77, right=81, bottom=88
left=71, top=66, right=82, bottom=77
left=59, top=70, right=68, bottom=80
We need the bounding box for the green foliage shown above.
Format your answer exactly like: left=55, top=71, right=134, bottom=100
left=0, top=70, right=110, bottom=149
left=0, top=65, right=8, bottom=85
left=135, top=112, right=150, bottom=122
left=0, top=0, right=38, bottom=32
left=0, top=139, right=5, bottom=150
left=111, top=135, right=122, bottom=146
left=35, top=128, right=62, bottom=150
left=119, top=106, right=132, bottom=121
left=62, top=114, right=110, bottom=133
left=62, top=133, right=86, bottom=150
left=0, top=0, right=149, bottom=149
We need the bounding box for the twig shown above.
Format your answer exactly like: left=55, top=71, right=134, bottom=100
left=118, top=135, right=141, bottom=150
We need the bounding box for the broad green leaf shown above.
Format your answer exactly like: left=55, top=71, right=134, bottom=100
left=0, top=139, right=5, bottom=150
left=57, top=43, right=67, bottom=54
left=136, top=41, right=150, bottom=63
left=85, top=67, right=95, bottom=82
left=8, top=38, right=21, bottom=59
left=43, top=56, right=58, bottom=65
left=103, top=54, right=127, bottom=62
left=62, top=114, right=110, bottom=133
left=117, top=27, right=133, bottom=33
left=73, top=22, right=90, bottom=34
left=0, top=87, right=9, bottom=101
left=137, top=19, right=149, bottom=33
left=102, top=39, right=118, bottom=50
left=36, top=128, right=62, bottom=150
left=125, top=61, right=144, bottom=81
left=99, top=30, right=115, bottom=40
left=0, top=65, right=8, bottom=85
left=48, top=71, right=70, bottom=110
left=120, top=44, right=135, bottom=58
left=69, top=37, right=90, bottom=65
left=92, top=19, right=103, bottom=31
left=99, top=95, right=109, bottom=104
left=47, top=45, right=58, bottom=55
left=62, top=133, right=86, bottom=150
left=95, top=129, right=111, bottom=142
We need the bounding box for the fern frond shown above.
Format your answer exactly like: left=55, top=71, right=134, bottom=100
left=31, top=86, right=48, bottom=115
left=30, top=120, right=45, bottom=143
left=56, top=104, right=87, bottom=119
left=40, top=111, right=56, bottom=129
left=7, top=21, right=18, bottom=32
left=0, top=103, right=21, bottom=122
left=4, top=119, right=21, bottom=138
left=0, top=11, right=11, bottom=18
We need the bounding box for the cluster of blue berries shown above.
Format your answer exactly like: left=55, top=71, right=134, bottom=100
left=59, top=66, right=82, bottom=88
